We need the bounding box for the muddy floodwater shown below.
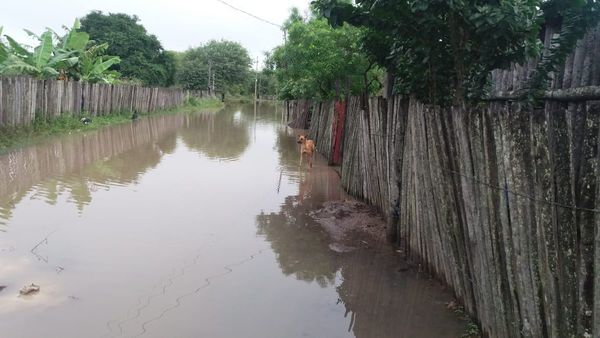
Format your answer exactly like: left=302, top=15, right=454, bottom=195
left=0, top=104, right=466, bottom=338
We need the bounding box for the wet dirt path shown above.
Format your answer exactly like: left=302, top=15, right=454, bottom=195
left=0, top=103, right=466, bottom=338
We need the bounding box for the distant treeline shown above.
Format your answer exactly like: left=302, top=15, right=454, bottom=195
left=1, top=11, right=274, bottom=97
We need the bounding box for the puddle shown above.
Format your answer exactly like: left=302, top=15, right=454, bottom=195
left=0, top=103, right=466, bottom=337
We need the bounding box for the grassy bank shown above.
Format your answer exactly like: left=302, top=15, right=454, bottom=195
left=184, top=97, right=225, bottom=110
left=0, top=97, right=224, bottom=155
left=224, top=94, right=253, bottom=103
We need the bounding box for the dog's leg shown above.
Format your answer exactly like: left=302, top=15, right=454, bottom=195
left=299, top=151, right=303, bottom=167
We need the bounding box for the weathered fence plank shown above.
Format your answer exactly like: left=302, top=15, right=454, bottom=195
left=0, top=76, right=213, bottom=128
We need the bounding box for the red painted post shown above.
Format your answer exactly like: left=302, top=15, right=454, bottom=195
left=331, top=99, right=346, bottom=165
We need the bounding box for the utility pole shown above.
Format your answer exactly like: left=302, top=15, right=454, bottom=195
left=212, top=72, right=216, bottom=93
left=253, top=56, right=259, bottom=132
left=254, top=56, right=259, bottom=106
left=258, top=76, right=261, bottom=100
left=207, top=59, right=213, bottom=95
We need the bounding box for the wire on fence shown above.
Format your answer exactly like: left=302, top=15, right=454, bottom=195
left=423, top=156, right=600, bottom=214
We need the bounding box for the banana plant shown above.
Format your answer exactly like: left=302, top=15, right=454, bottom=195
left=0, top=19, right=120, bottom=83
left=3, top=31, right=57, bottom=78
left=0, top=27, right=6, bottom=57
left=61, top=19, right=90, bottom=52
left=2, top=28, right=79, bottom=78
left=0, top=27, right=8, bottom=67
left=77, top=43, right=120, bottom=83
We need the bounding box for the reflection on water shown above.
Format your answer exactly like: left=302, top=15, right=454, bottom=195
left=180, top=106, right=250, bottom=162
left=0, top=115, right=185, bottom=225
left=0, top=102, right=464, bottom=338
left=256, top=159, right=464, bottom=338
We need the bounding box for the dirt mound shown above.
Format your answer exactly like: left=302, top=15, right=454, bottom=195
left=309, top=199, right=388, bottom=248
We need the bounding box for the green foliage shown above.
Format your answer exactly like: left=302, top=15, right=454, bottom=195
left=462, top=322, right=482, bottom=338
left=176, top=40, right=252, bottom=94
left=0, top=20, right=120, bottom=83
left=162, top=51, right=178, bottom=88
left=314, top=0, right=543, bottom=106
left=77, top=43, right=121, bottom=83
left=177, top=47, right=209, bottom=90
left=0, top=27, right=8, bottom=64
left=80, top=11, right=174, bottom=86
left=257, top=51, right=278, bottom=97
left=314, top=0, right=600, bottom=106
left=185, top=96, right=225, bottom=110
left=2, top=31, right=68, bottom=78
left=525, top=0, right=600, bottom=103
left=272, top=9, right=382, bottom=101
left=59, top=18, right=90, bottom=51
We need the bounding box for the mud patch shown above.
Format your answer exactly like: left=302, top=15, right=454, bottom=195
left=309, top=199, right=388, bottom=247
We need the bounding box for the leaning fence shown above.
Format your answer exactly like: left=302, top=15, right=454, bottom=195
left=285, top=21, right=600, bottom=338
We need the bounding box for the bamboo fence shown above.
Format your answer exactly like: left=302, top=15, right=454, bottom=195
left=285, top=22, right=600, bottom=338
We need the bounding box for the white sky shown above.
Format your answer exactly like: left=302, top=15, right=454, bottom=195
left=1, top=0, right=311, bottom=67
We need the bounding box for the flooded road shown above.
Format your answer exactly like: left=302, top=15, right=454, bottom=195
left=0, top=104, right=465, bottom=338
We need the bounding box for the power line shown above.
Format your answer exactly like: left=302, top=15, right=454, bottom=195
left=214, top=0, right=282, bottom=29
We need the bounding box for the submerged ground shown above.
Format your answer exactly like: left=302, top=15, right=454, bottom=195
left=0, top=103, right=465, bottom=338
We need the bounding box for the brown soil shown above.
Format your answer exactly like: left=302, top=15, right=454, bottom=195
left=309, top=199, right=388, bottom=252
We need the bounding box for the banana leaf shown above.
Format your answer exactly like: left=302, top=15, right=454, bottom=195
left=2, top=56, right=40, bottom=75
left=62, top=19, right=89, bottom=51
left=33, top=31, right=53, bottom=68
left=23, top=29, right=41, bottom=40
left=94, top=56, right=120, bottom=73
left=5, top=35, right=31, bottom=57
left=0, top=27, right=8, bottom=64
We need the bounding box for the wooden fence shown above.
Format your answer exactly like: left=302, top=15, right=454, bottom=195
left=490, top=23, right=600, bottom=100
left=0, top=76, right=214, bottom=127
left=286, top=99, right=313, bottom=129
left=285, top=22, right=600, bottom=338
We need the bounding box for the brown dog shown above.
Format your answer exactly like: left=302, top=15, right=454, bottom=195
left=297, top=134, right=316, bottom=168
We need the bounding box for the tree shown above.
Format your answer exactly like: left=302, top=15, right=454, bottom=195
left=176, top=40, right=252, bottom=94
left=176, top=47, right=208, bottom=91
left=271, top=9, right=381, bottom=101
left=162, top=51, right=178, bottom=88
left=313, top=0, right=600, bottom=106
left=257, top=51, right=278, bottom=97
left=526, top=0, right=600, bottom=101
left=80, top=11, right=174, bottom=86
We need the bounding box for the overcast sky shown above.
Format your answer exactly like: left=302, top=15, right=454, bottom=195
left=2, top=0, right=311, bottom=67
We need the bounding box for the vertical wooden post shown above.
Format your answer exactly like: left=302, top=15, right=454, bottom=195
left=207, top=60, right=212, bottom=95
left=254, top=56, right=259, bottom=114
